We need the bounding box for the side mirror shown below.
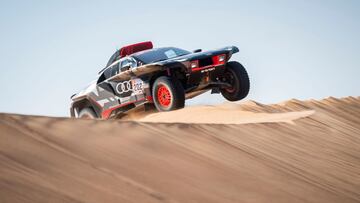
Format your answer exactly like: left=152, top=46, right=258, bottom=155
left=193, top=49, right=202, bottom=53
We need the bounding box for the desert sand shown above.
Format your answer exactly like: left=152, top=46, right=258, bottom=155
left=1, top=96, right=360, bottom=203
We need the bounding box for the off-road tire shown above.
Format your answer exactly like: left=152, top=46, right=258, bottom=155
left=220, top=61, right=250, bottom=101
left=152, top=76, right=185, bottom=111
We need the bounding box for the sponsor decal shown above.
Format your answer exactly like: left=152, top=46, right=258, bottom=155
left=115, top=79, right=144, bottom=95
left=116, top=81, right=132, bottom=94
left=132, top=79, right=144, bottom=94
left=201, top=67, right=215, bottom=73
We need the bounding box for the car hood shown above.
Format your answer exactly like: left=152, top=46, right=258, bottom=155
left=153, top=46, right=239, bottom=65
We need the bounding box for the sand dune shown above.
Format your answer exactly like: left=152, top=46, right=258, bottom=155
left=123, top=102, right=315, bottom=124
left=0, top=97, right=360, bottom=203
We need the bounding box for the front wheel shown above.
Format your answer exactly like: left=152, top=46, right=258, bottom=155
left=152, top=76, right=185, bottom=111
left=220, top=61, right=250, bottom=101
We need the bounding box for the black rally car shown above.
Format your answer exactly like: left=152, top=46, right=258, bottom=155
left=70, top=41, right=250, bottom=119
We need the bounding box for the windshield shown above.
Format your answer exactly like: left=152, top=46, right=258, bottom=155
left=132, top=47, right=191, bottom=64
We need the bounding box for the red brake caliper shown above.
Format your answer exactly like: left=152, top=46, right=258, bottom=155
left=157, top=85, right=171, bottom=107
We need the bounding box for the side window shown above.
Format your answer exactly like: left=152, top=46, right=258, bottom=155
left=110, top=63, right=120, bottom=77
left=103, top=67, right=113, bottom=79
left=101, top=63, right=120, bottom=81
left=120, top=59, right=129, bottom=71
left=129, top=58, right=137, bottom=68
left=120, top=57, right=137, bottom=72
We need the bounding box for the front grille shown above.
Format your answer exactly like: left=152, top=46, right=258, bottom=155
left=198, top=57, right=213, bottom=67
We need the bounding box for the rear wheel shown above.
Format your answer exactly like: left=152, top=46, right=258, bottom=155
left=152, top=76, right=185, bottom=111
left=220, top=61, right=250, bottom=101
left=78, top=107, right=97, bottom=119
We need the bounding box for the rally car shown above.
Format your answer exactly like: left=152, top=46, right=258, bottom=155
left=70, top=41, right=250, bottom=119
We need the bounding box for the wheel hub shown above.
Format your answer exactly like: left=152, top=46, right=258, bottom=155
left=223, top=71, right=236, bottom=93
left=157, top=85, right=171, bottom=107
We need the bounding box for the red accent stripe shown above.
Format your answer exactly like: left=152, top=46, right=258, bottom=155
left=191, top=54, right=226, bottom=72
left=101, top=98, right=146, bottom=119
left=192, top=64, right=223, bottom=72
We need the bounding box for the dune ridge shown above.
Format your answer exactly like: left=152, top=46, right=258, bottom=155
left=0, top=96, right=359, bottom=203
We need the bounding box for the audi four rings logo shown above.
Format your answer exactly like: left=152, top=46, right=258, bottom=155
left=116, top=81, right=133, bottom=94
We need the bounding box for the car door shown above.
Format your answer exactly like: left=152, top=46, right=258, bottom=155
left=108, top=57, right=147, bottom=104
left=93, top=64, right=121, bottom=110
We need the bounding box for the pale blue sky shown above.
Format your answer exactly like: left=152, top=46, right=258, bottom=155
left=0, top=0, right=359, bottom=116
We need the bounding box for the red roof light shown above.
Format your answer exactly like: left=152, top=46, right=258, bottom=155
left=119, top=41, right=153, bottom=57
